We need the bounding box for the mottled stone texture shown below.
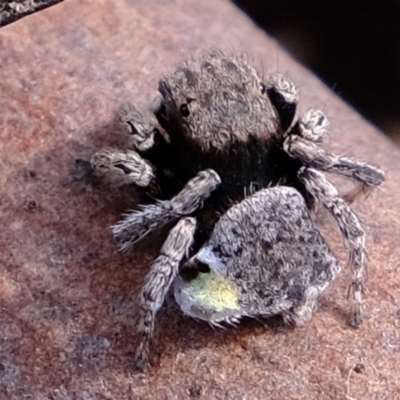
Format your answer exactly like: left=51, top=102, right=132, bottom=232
left=0, top=0, right=399, bottom=399
left=0, top=0, right=63, bottom=27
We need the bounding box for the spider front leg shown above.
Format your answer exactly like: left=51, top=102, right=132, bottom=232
left=265, top=73, right=299, bottom=133
left=134, top=217, right=196, bottom=371
left=298, top=167, right=366, bottom=327
left=91, top=148, right=156, bottom=187
left=112, top=169, right=221, bottom=252
left=284, top=109, right=385, bottom=195
left=118, top=102, right=168, bottom=152
left=91, top=103, right=167, bottom=187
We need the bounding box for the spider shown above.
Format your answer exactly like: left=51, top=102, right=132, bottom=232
left=90, top=52, right=385, bottom=371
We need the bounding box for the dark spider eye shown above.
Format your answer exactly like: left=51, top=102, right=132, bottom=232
left=179, top=103, right=190, bottom=117
left=260, top=82, right=266, bottom=95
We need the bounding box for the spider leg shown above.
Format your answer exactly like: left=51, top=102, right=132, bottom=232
left=284, top=109, right=385, bottom=194
left=133, top=217, right=196, bottom=371
left=91, top=148, right=155, bottom=187
left=298, top=167, right=366, bottom=327
left=265, top=73, right=299, bottom=133
left=112, top=169, right=221, bottom=252
left=118, top=102, right=168, bottom=152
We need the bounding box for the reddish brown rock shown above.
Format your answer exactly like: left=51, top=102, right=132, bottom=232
left=0, top=0, right=399, bottom=399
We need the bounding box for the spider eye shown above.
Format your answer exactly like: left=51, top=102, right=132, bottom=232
left=179, top=103, right=190, bottom=117
left=260, top=82, right=266, bottom=95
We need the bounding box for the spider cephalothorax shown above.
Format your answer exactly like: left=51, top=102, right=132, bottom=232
left=90, top=52, right=385, bottom=371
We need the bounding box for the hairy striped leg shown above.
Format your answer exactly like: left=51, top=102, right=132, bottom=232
left=284, top=109, right=385, bottom=198
left=91, top=148, right=155, bottom=187
left=118, top=102, right=167, bottom=152
left=265, top=73, right=299, bottom=133
left=133, top=217, right=196, bottom=371
left=91, top=102, right=168, bottom=187
left=112, top=169, right=221, bottom=252
left=298, top=167, right=366, bottom=326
